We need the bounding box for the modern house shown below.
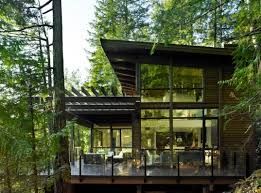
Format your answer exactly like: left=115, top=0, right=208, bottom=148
left=65, top=39, right=255, bottom=193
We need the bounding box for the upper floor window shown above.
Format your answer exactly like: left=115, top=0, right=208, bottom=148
left=172, top=67, right=203, bottom=102
left=140, top=64, right=203, bottom=102
left=141, top=64, right=169, bottom=102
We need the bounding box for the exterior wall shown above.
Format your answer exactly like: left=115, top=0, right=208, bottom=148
left=221, top=68, right=255, bottom=172
left=138, top=63, right=255, bottom=172
left=204, top=67, right=219, bottom=104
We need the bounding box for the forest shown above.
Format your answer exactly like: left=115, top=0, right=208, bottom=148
left=0, top=0, right=260, bottom=193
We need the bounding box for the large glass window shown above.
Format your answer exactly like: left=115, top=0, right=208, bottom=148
left=121, top=129, right=132, bottom=147
left=93, top=129, right=111, bottom=147
left=173, top=119, right=202, bottom=148
left=141, top=64, right=169, bottom=102
left=172, top=67, right=203, bottom=102
left=205, top=119, right=218, bottom=148
left=141, top=109, right=169, bottom=118
left=141, top=119, right=169, bottom=149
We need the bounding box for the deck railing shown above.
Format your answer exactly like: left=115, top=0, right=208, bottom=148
left=71, top=148, right=249, bottom=177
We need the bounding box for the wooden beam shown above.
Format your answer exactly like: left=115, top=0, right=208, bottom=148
left=114, top=68, right=135, bottom=75
left=90, top=86, right=99, bottom=96
left=100, top=87, right=107, bottom=96
left=65, top=111, right=92, bottom=127
left=118, top=78, right=135, bottom=85
left=67, top=109, right=135, bottom=115
left=121, top=82, right=135, bottom=87
left=64, top=96, right=139, bottom=103
left=65, top=89, right=74, bottom=96
left=66, top=104, right=134, bottom=110
left=111, top=87, right=117, bottom=96
left=112, top=62, right=135, bottom=71
left=81, top=87, right=91, bottom=96
left=116, top=72, right=135, bottom=78
left=71, top=86, right=83, bottom=96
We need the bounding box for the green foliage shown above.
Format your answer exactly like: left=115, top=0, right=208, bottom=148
left=86, top=0, right=151, bottom=95
left=0, top=0, right=55, bottom=192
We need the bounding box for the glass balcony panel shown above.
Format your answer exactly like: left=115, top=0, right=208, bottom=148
left=177, top=150, right=203, bottom=176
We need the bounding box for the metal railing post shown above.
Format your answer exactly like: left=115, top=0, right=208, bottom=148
left=111, top=155, right=114, bottom=177
left=79, top=154, right=82, bottom=178
left=211, top=148, right=214, bottom=177
left=233, top=152, right=237, bottom=170
left=144, top=153, right=147, bottom=177
left=177, top=154, right=180, bottom=177
left=245, top=153, right=249, bottom=177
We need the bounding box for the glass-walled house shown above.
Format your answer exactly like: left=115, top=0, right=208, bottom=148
left=66, top=40, right=255, bottom=191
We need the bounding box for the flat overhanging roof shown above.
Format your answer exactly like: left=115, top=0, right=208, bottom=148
left=101, top=39, right=234, bottom=95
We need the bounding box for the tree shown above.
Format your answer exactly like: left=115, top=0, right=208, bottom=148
left=52, top=0, right=70, bottom=193
left=0, top=0, right=54, bottom=192
left=86, top=0, right=151, bottom=95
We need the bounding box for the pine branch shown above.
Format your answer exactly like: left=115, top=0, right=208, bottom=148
left=0, top=24, right=53, bottom=33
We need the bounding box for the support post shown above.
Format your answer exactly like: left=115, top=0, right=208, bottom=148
left=211, top=148, right=214, bottom=177
left=79, top=154, right=82, bottom=179
left=111, top=155, right=114, bottom=178
left=177, top=154, right=180, bottom=177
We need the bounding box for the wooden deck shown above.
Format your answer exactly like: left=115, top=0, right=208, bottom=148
left=70, top=175, right=242, bottom=185
left=69, top=161, right=244, bottom=185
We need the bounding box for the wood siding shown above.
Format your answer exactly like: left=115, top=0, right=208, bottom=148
left=204, top=67, right=219, bottom=103
left=220, top=68, right=255, bottom=171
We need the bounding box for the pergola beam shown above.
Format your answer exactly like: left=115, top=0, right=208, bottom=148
left=81, top=87, right=91, bottom=96
left=71, top=86, right=83, bottom=96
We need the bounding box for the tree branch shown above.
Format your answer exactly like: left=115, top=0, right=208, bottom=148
left=26, top=0, right=52, bottom=10
left=43, top=9, right=53, bottom=15
left=38, top=0, right=52, bottom=10
left=0, top=24, right=53, bottom=33
left=224, top=28, right=261, bottom=41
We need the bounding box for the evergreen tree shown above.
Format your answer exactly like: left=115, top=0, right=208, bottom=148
left=86, top=0, right=151, bottom=95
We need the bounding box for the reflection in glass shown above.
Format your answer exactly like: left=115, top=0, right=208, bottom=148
left=173, top=89, right=203, bottom=102
left=141, top=64, right=169, bottom=89
left=204, top=109, right=218, bottom=117
left=173, top=67, right=203, bottom=88
left=173, top=119, right=202, bottom=148
left=141, top=119, right=169, bottom=149
left=173, top=109, right=202, bottom=117
left=121, top=129, right=132, bottom=147
left=113, top=130, right=120, bottom=147
left=141, top=109, right=169, bottom=118
left=141, top=89, right=170, bottom=102
left=173, top=67, right=203, bottom=102
left=206, top=119, right=218, bottom=147
left=93, top=129, right=111, bottom=147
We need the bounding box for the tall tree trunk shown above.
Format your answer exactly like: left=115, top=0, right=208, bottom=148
left=28, top=71, right=38, bottom=193
left=53, top=0, right=70, bottom=193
